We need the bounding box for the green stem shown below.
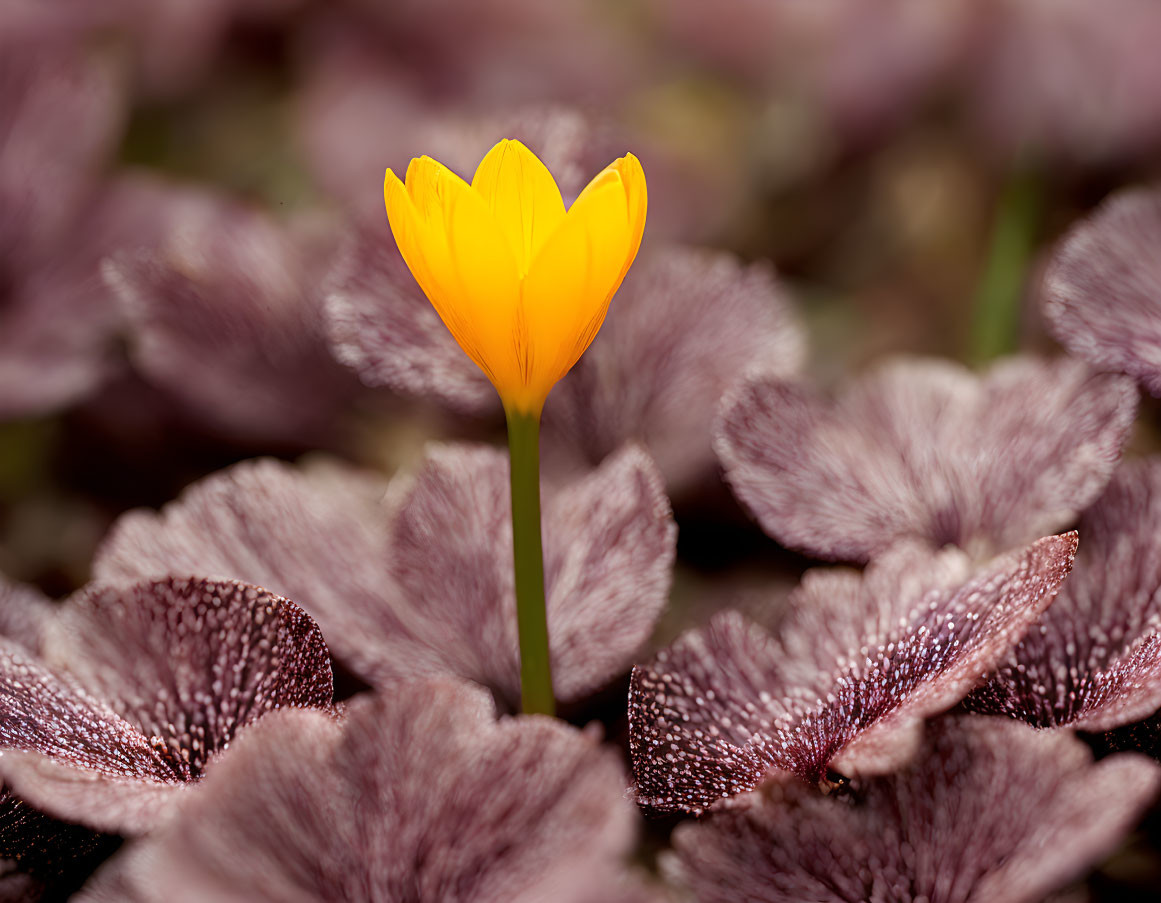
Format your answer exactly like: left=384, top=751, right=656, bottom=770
left=969, top=168, right=1044, bottom=364
left=505, top=408, right=555, bottom=716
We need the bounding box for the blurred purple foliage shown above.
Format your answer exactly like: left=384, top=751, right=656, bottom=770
left=4, top=0, right=1161, bottom=899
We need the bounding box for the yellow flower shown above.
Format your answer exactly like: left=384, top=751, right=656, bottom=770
left=383, top=139, right=647, bottom=416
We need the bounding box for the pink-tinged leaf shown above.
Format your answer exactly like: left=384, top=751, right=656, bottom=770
left=630, top=533, right=1077, bottom=814
left=969, top=0, right=1161, bottom=163
left=1043, top=185, right=1161, bottom=395
left=0, top=577, right=333, bottom=834
left=971, top=458, right=1161, bottom=733
left=716, top=355, right=1134, bottom=562
left=95, top=445, right=676, bottom=705
left=543, top=246, right=805, bottom=493
left=667, top=716, right=1161, bottom=903
left=0, top=39, right=125, bottom=264
left=324, top=226, right=496, bottom=414
left=103, top=189, right=358, bottom=443
left=0, top=39, right=134, bottom=418
left=387, top=444, right=676, bottom=703
left=0, top=638, right=174, bottom=784
left=80, top=679, right=659, bottom=903
left=0, top=172, right=176, bottom=420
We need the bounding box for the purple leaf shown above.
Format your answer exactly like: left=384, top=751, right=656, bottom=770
left=716, top=355, right=1135, bottom=562
left=1043, top=185, right=1161, bottom=396
left=971, top=458, right=1161, bottom=732
left=0, top=577, right=333, bottom=834
left=630, top=533, right=1077, bottom=814
left=543, top=246, right=805, bottom=492
left=324, top=226, right=496, bottom=414
left=667, top=715, right=1161, bottom=903
left=0, top=788, right=120, bottom=900
left=95, top=445, right=677, bottom=705
left=81, top=679, right=660, bottom=903
left=0, top=171, right=173, bottom=420
left=0, top=38, right=125, bottom=265
left=969, top=0, right=1161, bottom=163
left=103, top=189, right=358, bottom=443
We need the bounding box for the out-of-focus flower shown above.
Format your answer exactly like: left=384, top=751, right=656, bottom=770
left=647, top=0, right=973, bottom=141
left=383, top=139, right=646, bottom=416
left=327, top=240, right=803, bottom=493
left=0, top=174, right=190, bottom=421
left=666, top=716, right=1160, bottom=903
left=93, top=445, right=676, bottom=708
left=969, top=459, right=1161, bottom=736
left=80, top=679, right=663, bottom=903
left=629, top=533, right=1076, bottom=814
left=102, top=184, right=360, bottom=444
left=650, top=0, right=1161, bottom=165
left=716, top=356, right=1135, bottom=563
left=0, top=577, right=333, bottom=837
left=0, top=38, right=125, bottom=266
left=293, top=23, right=621, bottom=226
left=294, top=17, right=707, bottom=237
left=122, top=0, right=302, bottom=98
left=0, top=39, right=132, bottom=420
left=1042, top=185, right=1161, bottom=396
left=342, top=0, right=640, bottom=104
left=968, top=0, right=1161, bottom=164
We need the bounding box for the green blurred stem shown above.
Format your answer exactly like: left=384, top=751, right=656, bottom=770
left=505, top=408, right=555, bottom=716
left=969, top=169, right=1044, bottom=363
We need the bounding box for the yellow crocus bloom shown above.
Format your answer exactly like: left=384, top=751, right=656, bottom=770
left=384, top=139, right=647, bottom=416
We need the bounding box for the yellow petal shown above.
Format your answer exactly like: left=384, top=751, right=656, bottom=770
left=612, top=153, right=647, bottom=279
left=470, top=139, right=566, bottom=277
left=520, top=164, right=635, bottom=405
left=386, top=157, right=522, bottom=390
left=384, top=168, right=459, bottom=338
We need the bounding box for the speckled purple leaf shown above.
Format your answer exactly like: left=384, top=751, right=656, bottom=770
left=717, top=355, right=1135, bottom=562
left=80, top=679, right=659, bottom=903
left=103, top=189, right=358, bottom=443
left=1042, top=186, right=1161, bottom=396
left=629, top=532, right=1077, bottom=814
left=0, top=637, right=174, bottom=809
left=95, top=446, right=676, bottom=706
left=93, top=458, right=396, bottom=665
left=0, top=577, right=333, bottom=834
left=542, top=246, right=805, bottom=492
left=970, top=458, right=1161, bottom=732
left=667, top=715, right=1161, bottom=903
left=324, top=226, right=496, bottom=414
